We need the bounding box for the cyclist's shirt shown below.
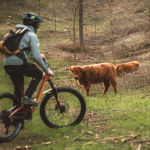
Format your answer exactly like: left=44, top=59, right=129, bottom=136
left=3, top=24, right=49, bottom=73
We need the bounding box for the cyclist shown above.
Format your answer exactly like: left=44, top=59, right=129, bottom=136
left=3, top=12, right=54, bottom=106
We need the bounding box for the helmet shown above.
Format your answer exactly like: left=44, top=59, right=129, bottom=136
left=23, top=12, right=44, bottom=26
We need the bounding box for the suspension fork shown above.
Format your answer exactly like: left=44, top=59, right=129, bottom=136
left=47, top=79, right=64, bottom=113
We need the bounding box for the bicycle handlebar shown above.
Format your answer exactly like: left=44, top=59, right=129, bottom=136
left=42, top=58, right=54, bottom=77
left=43, top=58, right=50, bottom=69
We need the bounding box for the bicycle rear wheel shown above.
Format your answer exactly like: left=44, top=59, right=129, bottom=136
left=0, top=93, right=22, bottom=143
left=40, top=87, right=86, bottom=128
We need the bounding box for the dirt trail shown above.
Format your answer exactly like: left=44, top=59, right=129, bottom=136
left=0, top=143, right=15, bottom=150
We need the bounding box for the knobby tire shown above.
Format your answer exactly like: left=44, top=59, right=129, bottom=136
left=40, top=87, right=86, bottom=128
left=0, top=93, right=22, bottom=143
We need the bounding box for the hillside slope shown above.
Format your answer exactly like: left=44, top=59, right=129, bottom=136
left=0, top=0, right=150, bottom=87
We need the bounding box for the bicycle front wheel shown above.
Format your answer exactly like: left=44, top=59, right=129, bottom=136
left=40, top=87, right=86, bottom=128
left=0, top=93, right=22, bottom=143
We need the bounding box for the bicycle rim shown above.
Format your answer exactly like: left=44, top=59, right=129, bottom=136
left=40, top=87, right=86, bottom=128
left=0, top=93, right=21, bottom=143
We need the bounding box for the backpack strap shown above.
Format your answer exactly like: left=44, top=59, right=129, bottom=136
left=15, top=28, right=30, bottom=65
left=15, top=47, right=29, bottom=65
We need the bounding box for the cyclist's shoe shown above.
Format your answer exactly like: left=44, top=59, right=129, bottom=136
left=23, top=97, right=39, bottom=106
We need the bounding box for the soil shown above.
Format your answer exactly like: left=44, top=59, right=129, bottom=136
left=0, top=143, right=14, bottom=150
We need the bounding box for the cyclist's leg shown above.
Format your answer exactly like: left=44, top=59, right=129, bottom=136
left=4, top=63, right=42, bottom=106
left=4, top=66, right=24, bottom=102
left=4, top=66, right=25, bottom=129
left=23, top=63, right=43, bottom=99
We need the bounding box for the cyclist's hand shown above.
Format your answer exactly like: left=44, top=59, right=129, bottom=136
left=47, top=70, right=54, bottom=77
left=41, top=54, right=47, bottom=60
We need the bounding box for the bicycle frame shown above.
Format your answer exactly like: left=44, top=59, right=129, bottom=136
left=8, top=72, right=62, bottom=120
left=31, top=73, right=50, bottom=114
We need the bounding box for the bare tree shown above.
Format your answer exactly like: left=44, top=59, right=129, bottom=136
left=149, top=7, right=150, bottom=30
left=73, top=0, right=79, bottom=65
left=67, top=0, right=79, bottom=65
left=79, top=0, right=84, bottom=52
left=52, top=0, right=56, bottom=18
left=109, top=2, right=115, bottom=65
left=38, top=0, right=41, bottom=16
left=105, top=1, right=115, bottom=64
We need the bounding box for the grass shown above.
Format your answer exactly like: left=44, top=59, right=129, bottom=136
left=1, top=57, right=150, bottom=149
left=0, top=58, right=150, bottom=149
left=1, top=68, right=150, bottom=150
left=13, top=90, right=149, bottom=150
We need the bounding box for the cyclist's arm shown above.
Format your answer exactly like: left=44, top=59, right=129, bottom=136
left=41, top=54, right=54, bottom=76
left=29, top=34, right=49, bottom=73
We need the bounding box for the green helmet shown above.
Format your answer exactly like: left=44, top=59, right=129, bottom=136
left=23, top=12, right=44, bottom=26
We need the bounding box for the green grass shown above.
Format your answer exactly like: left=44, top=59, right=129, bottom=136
left=14, top=89, right=150, bottom=150
left=1, top=59, right=150, bottom=149
left=0, top=48, right=150, bottom=149
left=1, top=66, right=150, bottom=150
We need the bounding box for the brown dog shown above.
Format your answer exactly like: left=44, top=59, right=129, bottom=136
left=116, top=61, right=140, bottom=76
left=69, top=63, right=117, bottom=96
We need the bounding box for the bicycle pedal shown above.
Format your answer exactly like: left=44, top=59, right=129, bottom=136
left=13, top=116, right=25, bottom=120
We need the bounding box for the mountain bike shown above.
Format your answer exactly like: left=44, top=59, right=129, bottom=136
left=0, top=59, right=86, bottom=143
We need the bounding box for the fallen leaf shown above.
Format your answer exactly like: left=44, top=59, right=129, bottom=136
left=15, top=146, right=22, bottom=150
left=44, top=142, right=52, bottom=145
left=138, top=144, right=141, bottom=150
left=64, top=135, right=69, bottom=138
left=121, top=137, right=130, bottom=142
left=24, top=146, right=29, bottom=150
left=81, top=142, right=92, bottom=146
left=95, top=134, right=99, bottom=138
left=129, top=134, right=136, bottom=138
left=113, top=139, right=120, bottom=143
left=122, top=138, right=127, bottom=142
left=87, top=131, right=94, bottom=134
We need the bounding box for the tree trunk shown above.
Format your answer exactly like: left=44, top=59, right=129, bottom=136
left=73, top=0, right=77, bottom=65
left=38, top=0, right=41, bottom=16
left=79, top=0, right=84, bottom=52
left=109, top=3, right=115, bottom=65
left=95, top=4, right=96, bottom=40
left=149, top=7, right=150, bottom=30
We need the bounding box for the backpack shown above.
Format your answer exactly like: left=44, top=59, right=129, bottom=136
left=0, top=28, right=29, bottom=64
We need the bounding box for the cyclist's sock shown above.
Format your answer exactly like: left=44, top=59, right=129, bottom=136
left=24, top=95, right=29, bottom=99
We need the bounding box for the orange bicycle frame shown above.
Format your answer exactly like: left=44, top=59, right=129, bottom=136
left=9, top=73, right=54, bottom=119
left=31, top=73, right=50, bottom=114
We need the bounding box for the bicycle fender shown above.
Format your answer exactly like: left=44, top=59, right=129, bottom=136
left=43, top=89, right=53, bottom=95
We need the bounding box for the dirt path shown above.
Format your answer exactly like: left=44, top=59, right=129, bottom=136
left=0, top=142, right=15, bottom=150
